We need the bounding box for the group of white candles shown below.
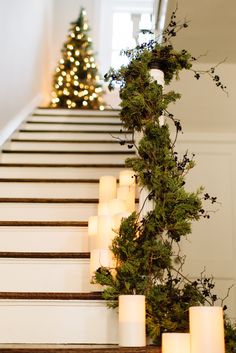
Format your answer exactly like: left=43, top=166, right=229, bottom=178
left=88, top=170, right=136, bottom=281
left=118, top=294, right=225, bottom=352
left=88, top=169, right=225, bottom=351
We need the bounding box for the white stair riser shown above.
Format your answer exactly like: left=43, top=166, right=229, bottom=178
left=0, top=167, right=124, bottom=179
left=0, top=226, right=88, bottom=252
left=0, top=258, right=93, bottom=292
left=13, top=131, right=131, bottom=141
left=0, top=153, right=132, bottom=164
left=0, top=183, right=99, bottom=198
left=0, top=300, right=118, bottom=343
left=8, top=141, right=130, bottom=152
left=0, top=203, right=97, bottom=221
left=34, top=108, right=120, bottom=116
left=28, top=116, right=121, bottom=123
left=22, top=123, right=123, bottom=132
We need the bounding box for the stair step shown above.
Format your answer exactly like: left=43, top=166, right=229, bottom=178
left=0, top=180, right=100, bottom=198
left=22, top=122, right=125, bottom=132
left=0, top=294, right=118, bottom=344
left=14, top=131, right=132, bottom=141
left=8, top=140, right=132, bottom=152
left=0, top=164, right=125, bottom=179
left=34, top=108, right=120, bottom=117
left=0, top=198, right=98, bottom=221
left=28, top=115, right=121, bottom=123
left=0, top=222, right=88, bottom=253
left=0, top=252, right=90, bottom=258
left=0, top=292, right=102, bottom=300
left=0, top=256, right=92, bottom=292
left=0, top=344, right=160, bottom=352
left=1, top=150, right=134, bottom=164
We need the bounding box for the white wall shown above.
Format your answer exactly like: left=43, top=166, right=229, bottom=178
left=0, top=0, right=53, bottom=141
left=170, top=63, right=236, bottom=319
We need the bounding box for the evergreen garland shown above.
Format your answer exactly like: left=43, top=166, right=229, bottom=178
left=94, top=10, right=235, bottom=351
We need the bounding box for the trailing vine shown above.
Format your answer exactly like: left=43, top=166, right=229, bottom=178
left=94, top=10, right=235, bottom=351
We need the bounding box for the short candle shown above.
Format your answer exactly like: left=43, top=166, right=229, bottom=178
left=119, top=295, right=146, bottom=347
left=162, top=333, right=190, bottom=353
left=189, top=306, right=225, bottom=353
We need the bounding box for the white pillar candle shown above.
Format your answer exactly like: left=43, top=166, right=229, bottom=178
left=112, top=211, right=131, bottom=231
left=98, top=202, right=110, bottom=216
left=139, top=187, right=154, bottom=218
left=119, top=295, right=146, bottom=347
left=117, top=185, right=136, bottom=213
left=189, top=306, right=225, bottom=353
left=97, top=215, right=113, bottom=248
left=109, top=198, right=128, bottom=216
left=119, top=170, right=135, bottom=186
left=99, top=175, right=117, bottom=203
left=90, top=248, right=114, bottom=278
left=88, top=215, right=98, bottom=250
left=162, top=333, right=190, bottom=353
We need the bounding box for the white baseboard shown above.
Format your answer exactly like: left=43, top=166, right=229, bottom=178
left=0, top=94, right=42, bottom=146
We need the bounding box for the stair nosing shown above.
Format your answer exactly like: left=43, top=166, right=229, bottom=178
left=0, top=221, right=88, bottom=226
left=0, top=178, right=101, bottom=183
left=26, top=121, right=122, bottom=126
left=18, top=129, right=131, bottom=134
left=0, top=252, right=90, bottom=259
left=0, top=198, right=100, bottom=203
left=0, top=163, right=125, bottom=168
left=11, top=139, right=132, bottom=144
left=1, top=150, right=134, bottom=155
left=0, top=345, right=161, bottom=353
left=0, top=292, right=103, bottom=300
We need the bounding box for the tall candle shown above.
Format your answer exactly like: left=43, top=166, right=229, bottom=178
left=119, top=170, right=135, bottom=186
left=119, top=295, right=146, bottom=347
left=97, top=215, right=113, bottom=248
left=117, top=185, right=135, bottom=212
left=189, top=306, right=225, bottom=353
left=109, top=198, right=128, bottom=216
left=98, top=202, right=110, bottom=216
left=112, top=211, right=130, bottom=231
left=162, top=333, right=190, bottom=353
left=99, top=175, right=117, bottom=203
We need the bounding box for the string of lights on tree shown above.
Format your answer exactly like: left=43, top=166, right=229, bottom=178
left=50, top=8, right=105, bottom=110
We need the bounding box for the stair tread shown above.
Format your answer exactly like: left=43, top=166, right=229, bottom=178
left=0, top=344, right=160, bottom=353
left=26, top=121, right=122, bottom=126
left=0, top=178, right=100, bottom=183
left=0, top=198, right=99, bottom=203
left=11, top=139, right=130, bottom=144
left=0, top=252, right=90, bottom=258
left=0, top=221, right=88, bottom=226
left=0, top=292, right=103, bottom=300
left=0, top=163, right=125, bottom=168
left=18, top=129, right=131, bottom=134
left=2, top=150, right=134, bottom=155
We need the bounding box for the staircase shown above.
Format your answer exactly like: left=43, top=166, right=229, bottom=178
left=0, top=108, right=160, bottom=352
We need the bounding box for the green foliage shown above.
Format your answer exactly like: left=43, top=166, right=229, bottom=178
left=95, top=12, right=235, bottom=352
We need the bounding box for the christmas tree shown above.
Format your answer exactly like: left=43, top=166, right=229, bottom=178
left=50, top=8, right=104, bottom=110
